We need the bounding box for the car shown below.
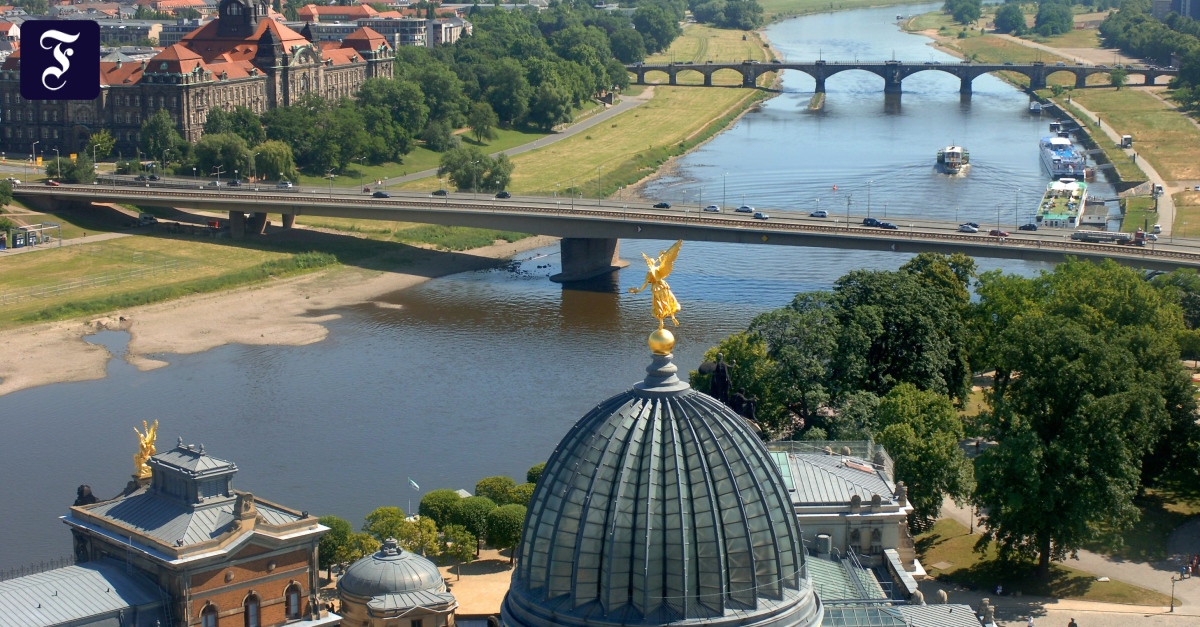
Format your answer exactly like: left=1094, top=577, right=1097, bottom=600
left=1003, top=61, right=1015, bottom=66
left=753, top=211, right=769, bottom=220
left=45, top=180, right=60, bottom=186
left=1194, top=186, right=1200, bottom=192
left=228, top=179, right=242, bottom=187
left=810, top=210, right=828, bottom=218
left=924, top=61, right=934, bottom=65
left=5, top=177, right=19, bottom=185
left=989, top=229, right=1010, bottom=237
left=771, top=59, right=782, bottom=64
left=965, top=222, right=980, bottom=228
left=878, top=221, right=899, bottom=230
left=372, top=191, right=391, bottom=198
left=1055, top=61, right=1066, bottom=67
left=432, top=189, right=449, bottom=196
left=135, top=174, right=148, bottom=181
left=1146, top=233, right=1159, bottom=241
left=276, top=181, right=293, bottom=189
left=958, top=224, right=979, bottom=233
left=207, top=181, right=222, bottom=187
left=703, top=205, right=721, bottom=213
left=495, top=191, right=512, bottom=199
left=1018, top=223, right=1039, bottom=231
left=1098, top=64, right=1108, bottom=68
left=862, top=217, right=880, bottom=227
left=148, top=174, right=160, bottom=181
left=736, top=205, right=754, bottom=213
left=653, top=202, right=671, bottom=209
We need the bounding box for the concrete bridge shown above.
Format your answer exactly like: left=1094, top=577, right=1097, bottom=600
left=627, top=60, right=1178, bottom=93
left=14, top=184, right=1200, bottom=283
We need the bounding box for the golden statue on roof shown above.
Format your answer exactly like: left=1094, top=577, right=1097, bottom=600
left=629, top=240, right=683, bottom=355
left=133, top=420, right=159, bottom=479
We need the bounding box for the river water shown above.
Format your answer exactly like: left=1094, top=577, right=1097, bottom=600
left=0, top=4, right=1061, bottom=569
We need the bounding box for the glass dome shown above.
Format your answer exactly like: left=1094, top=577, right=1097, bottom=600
left=338, top=538, right=446, bottom=599
left=502, top=353, right=822, bottom=627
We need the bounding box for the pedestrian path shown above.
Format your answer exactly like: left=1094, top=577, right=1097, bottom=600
left=0, top=231, right=131, bottom=257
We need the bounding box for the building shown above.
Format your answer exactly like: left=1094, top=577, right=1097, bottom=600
left=767, top=441, right=919, bottom=570
left=1153, top=0, right=1200, bottom=19
left=350, top=16, right=429, bottom=47
left=0, top=20, right=19, bottom=41
left=428, top=17, right=468, bottom=46
left=0, top=0, right=394, bottom=155
left=160, top=17, right=210, bottom=46
left=298, top=2, right=381, bottom=22
left=97, top=20, right=166, bottom=45
left=0, top=438, right=339, bottom=627
left=336, top=537, right=458, bottom=627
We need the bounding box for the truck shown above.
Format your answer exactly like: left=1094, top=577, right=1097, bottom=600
left=137, top=213, right=158, bottom=227
left=1121, top=135, right=1133, bottom=148
left=1070, top=229, right=1149, bottom=246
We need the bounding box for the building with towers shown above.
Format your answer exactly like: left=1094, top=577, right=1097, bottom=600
left=0, top=0, right=394, bottom=156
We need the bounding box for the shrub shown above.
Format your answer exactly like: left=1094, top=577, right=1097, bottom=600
left=476, top=476, right=517, bottom=505
left=419, top=489, right=462, bottom=528
left=526, top=462, right=546, bottom=485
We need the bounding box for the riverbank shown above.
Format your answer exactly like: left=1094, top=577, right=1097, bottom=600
left=761, top=0, right=930, bottom=23
left=0, top=234, right=557, bottom=396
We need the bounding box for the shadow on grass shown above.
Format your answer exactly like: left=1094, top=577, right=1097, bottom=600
left=1084, top=473, right=1200, bottom=564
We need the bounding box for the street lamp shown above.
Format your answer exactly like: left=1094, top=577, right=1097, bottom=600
left=597, top=166, right=602, bottom=206
left=1171, top=574, right=1178, bottom=612
left=845, top=194, right=852, bottom=230
left=722, top=172, right=728, bottom=210
left=867, top=180, right=873, bottom=218
left=251, top=153, right=259, bottom=190
left=325, top=168, right=335, bottom=198
left=53, top=148, right=60, bottom=180
left=212, top=165, right=225, bottom=192
left=30, top=141, right=38, bottom=182
left=192, top=166, right=197, bottom=187
left=1015, top=187, right=1021, bottom=228
left=356, top=156, right=365, bottom=191
left=472, top=160, right=481, bottom=199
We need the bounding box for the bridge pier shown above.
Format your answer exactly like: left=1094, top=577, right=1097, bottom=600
left=229, top=211, right=245, bottom=239
left=884, top=80, right=902, bottom=95
left=282, top=213, right=296, bottom=229
left=959, top=76, right=972, bottom=94
left=636, top=70, right=645, bottom=85
left=248, top=212, right=268, bottom=235
left=815, top=78, right=825, bottom=93
left=703, top=73, right=712, bottom=87
left=669, top=71, right=677, bottom=86
left=743, top=71, right=756, bottom=87
left=1029, top=74, right=1047, bottom=91
left=550, top=238, right=630, bottom=283
left=1075, top=73, right=1087, bottom=89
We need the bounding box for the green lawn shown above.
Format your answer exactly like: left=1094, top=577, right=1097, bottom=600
left=1173, top=191, right=1200, bottom=238
left=1071, top=88, right=1200, bottom=182
left=1084, top=477, right=1200, bottom=562
left=289, top=214, right=529, bottom=251
left=918, top=519, right=1178, bottom=606
left=1121, top=196, right=1158, bottom=233
left=1034, top=29, right=1101, bottom=49
left=1055, top=99, right=1144, bottom=182
left=646, top=22, right=773, bottom=86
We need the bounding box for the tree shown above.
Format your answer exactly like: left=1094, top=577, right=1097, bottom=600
left=993, top=3, right=1026, bottom=35
left=633, top=5, right=681, bottom=53
left=140, top=109, right=183, bottom=166
left=475, top=476, right=517, bottom=505
left=690, top=332, right=783, bottom=429
left=397, top=515, right=440, bottom=556
left=86, top=130, right=116, bottom=162
left=438, top=146, right=513, bottom=193
left=719, top=0, right=764, bottom=30
left=874, top=384, right=973, bottom=530
left=0, top=180, right=11, bottom=207
left=509, top=482, right=536, bottom=506
left=419, top=489, right=463, bottom=528
left=318, top=515, right=353, bottom=574
left=945, top=0, right=981, bottom=25
left=346, top=532, right=381, bottom=563
left=487, top=504, right=527, bottom=563
left=46, top=155, right=96, bottom=184
left=822, top=391, right=880, bottom=440
left=194, top=133, right=251, bottom=181
left=421, top=120, right=460, bottom=152
left=1110, top=67, right=1129, bottom=90
left=230, top=106, right=266, bottom=146
left=609, top=28, right=646, bottom=64
left=204, top=107, right=234, bottom=136
left=483, top=59, right=531, bottom=125
left=252, top=140, right=300, bottom=183
left=526, top=462, right=545, bottom=485
left=468, top=102, right=499, bottom=144
left=747, top=293, right=839, bottom=431
left=1035, top=1, right=1073, bottom=36
left=451, top=496, right=497, bottom=555
left=527, top=81, right=573, bottom=130
left=413, top=63, right=470, bottom=127
left=440, top=524, right=477, bottom=580
left=357, top=78, right=429, bottom=136
left=363, top=506, right=407, bottom=542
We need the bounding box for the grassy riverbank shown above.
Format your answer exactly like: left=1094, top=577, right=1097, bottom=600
left=1055, top=99, right=1143, bottom=181
left=1174, top=191, right=1200, bottom=238
left=1070, top=88, right=1200, bottom=182
left=761, top=0, right=929, bottom=22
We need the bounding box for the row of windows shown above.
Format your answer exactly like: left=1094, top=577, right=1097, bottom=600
left=200, top=583, right=303, bottom=627
left=4, top=127, right=61, bottom=140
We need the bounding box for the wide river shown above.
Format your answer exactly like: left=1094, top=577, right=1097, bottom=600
left=0, top=3, right=1064, bottom=569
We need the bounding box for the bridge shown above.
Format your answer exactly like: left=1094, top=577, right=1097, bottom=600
left=14, top=183, right=1200, bottom=282
left=626, top=60, right=1178, bottom=93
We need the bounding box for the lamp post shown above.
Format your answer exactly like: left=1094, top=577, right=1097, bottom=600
left=161, top=149, right=167, bottom=175
left=596, top=166, right=602, bottom=206
left=867, top=179, right=872, bottom=218
left=30, top=141, right=38, bottom=182
left=722, top=172, right=728, bottom=210
left=1015, top=187, right=1021, bottom=228
left=472, top=160, right=481, bottom=199
left=814, top=198, right=819, bottom=217
left=356, top=156, right=365, bottom=192
left=326, top=168, right=335, bottom=199
left=53, top=148, right=60, bottom=180
left=845, top=194, right=852, bottom=230
left=192, top=167, right=197, bottom=187
left=212, top=165, right=225, bottom=192
left=1171, top=574, right=1178, bottom=612
left=251, top=153, right=259, bottom=190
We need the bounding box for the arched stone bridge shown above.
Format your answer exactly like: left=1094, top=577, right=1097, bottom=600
left=627, top=60, right=1178, bottom=93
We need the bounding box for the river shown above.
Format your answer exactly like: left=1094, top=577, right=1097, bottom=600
left=0, top=4, right=1062, bottom=569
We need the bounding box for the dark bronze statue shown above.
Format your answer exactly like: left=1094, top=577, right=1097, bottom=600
left=74, top=485, right=98, bottom=506
left=711, top=353, right=732, bottom=404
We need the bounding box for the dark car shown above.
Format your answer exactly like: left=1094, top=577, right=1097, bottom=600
left=228, top=179, right=242, bottom=187
left=653, top=202, right=671, bottom=209
left=134, top=174, right=148, bottom=181
left=495, top=191, right=512, bottom=199
left=878, top=221, right=899, bottom=230
left=432, top=189, right=449, bottom=196
left=771, top=59, right=782, bottom=64
left=1018, top=223, right=1038, bottom=231
left=862, top=217, right=880, bottom=227
left=372, top=191, right=391, bottom=198
left=989, top=229, right=1010, bottom=237
left=148, top=174, right=160, bottom=181
left=1003, top=61, right=1015, bottom=66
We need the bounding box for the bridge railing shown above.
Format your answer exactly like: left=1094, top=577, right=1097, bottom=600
left=16, top=186, right=1200, bottom=266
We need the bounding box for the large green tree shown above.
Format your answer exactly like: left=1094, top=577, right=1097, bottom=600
left=487, top=504, right=527, bottom=563
left=440, top=524, right=477, bottom=580
left=993, top=3, right=1027, bottom=35
left=85, top=130, right=116, bottom=162
left=252, top=140, right=300, bottom=183
left=475, top=476, right=517, bottom=505
left=468, top=102, right=499, bottom=144
left=438, top=146, right=513, bottom=192
left=318, top=515, right=353, bottom=573
left=451, top=495, right=497, bottom=555
left=363, top=506, right=407, bottom=542
left=419, top=489, right=463, bottom=528
left=140, top=109, right=184, bottom=165
left=194, top=132, right=251, bottom=180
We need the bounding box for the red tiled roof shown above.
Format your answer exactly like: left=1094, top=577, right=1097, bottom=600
left=341, top=26, right=388, bottom=52
left=296, top=3, right=378, bottom=21
left=100, top=60, right=146, bottom=86
left=149, top=43, right=207, bottom=74
left=180, top=17, right=309, bottom=62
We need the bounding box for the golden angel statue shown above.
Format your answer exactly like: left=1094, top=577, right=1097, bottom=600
left=133, top=420, right=159, bottom=479
left=629, top=240, right=683, bottom=328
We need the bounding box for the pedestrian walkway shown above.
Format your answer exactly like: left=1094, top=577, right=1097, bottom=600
left=0, top=231, right=131, bottom=257
left=379, top=88, right=655, bottom=187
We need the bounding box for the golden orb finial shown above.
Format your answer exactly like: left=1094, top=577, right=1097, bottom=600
left=649, top=327, right=676, bottom=355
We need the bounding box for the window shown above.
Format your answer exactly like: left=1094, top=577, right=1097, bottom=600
left=201, top=604, right=219, bottom=627
left=244, top=595, right=260, bottom=627
left=411, top=620, right=423, bottom=627
left=286, top=584, right=302, bottom=619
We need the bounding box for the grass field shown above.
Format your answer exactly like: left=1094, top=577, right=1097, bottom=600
left=759, top=0, right=929, bottom=21
left=1054, top=99, right=1144, bottom=181
left=1035, top=28, right=1101, bottom=49
left=646, top=22, right=772, bottom=86
left=1084, top=477, right=1200, bottom=562
left=1173, top=191, right=1200, bottom=238
left=1071, top=88, right=1200, bottom=182
left=289, top=215, right=528, bottom=251
left=1121, top=196, right=1158, bottom=233
left=918, top=519, right=1178, bottom=606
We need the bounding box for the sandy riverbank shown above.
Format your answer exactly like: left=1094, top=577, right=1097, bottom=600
left=0, top=235, right=558, bottom=397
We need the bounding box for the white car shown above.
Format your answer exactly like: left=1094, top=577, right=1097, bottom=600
left=703, top=205, right=721, bottom=213
left=753, top=212, right=769, bottom=220
left=958, top=224, right=979, bottom=233
left=810, top=210, right=827, bottom=218
left=735, top=205, right=754, bottom=213
left=4, top=177, right=19, bottom=185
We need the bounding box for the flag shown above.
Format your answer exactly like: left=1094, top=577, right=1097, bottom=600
left=408, top=478, right=420, bottom=491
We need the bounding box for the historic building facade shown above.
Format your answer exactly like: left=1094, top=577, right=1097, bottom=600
left=0, top=0, right=393, bottom=156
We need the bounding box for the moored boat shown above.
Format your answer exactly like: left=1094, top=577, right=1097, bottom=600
left=1029, top=101, right=1043, bottom=114
left=936, top=145, right=970, bottom=174
left=1040, top=136, right=1086, bottom=178
left=1034, top=178, right=1087, bottom=229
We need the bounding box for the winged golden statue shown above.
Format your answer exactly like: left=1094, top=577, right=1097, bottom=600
left=629, top=239, right=683, bottom=329
left=133, top=420, right=159, bottom=479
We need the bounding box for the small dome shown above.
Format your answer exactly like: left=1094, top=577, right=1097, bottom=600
left=338, top=538, right=445, bottom=599
left=502, top=354, right=822, bottom=627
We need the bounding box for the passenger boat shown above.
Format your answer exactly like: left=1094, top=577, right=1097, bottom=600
left=1040, top=136, right=1086, bottom=178
left=936, top=145, right=970, bottom=174
left=1034, top=178, right=1087, bottom=229
left=1029, top=101, right=1043, bottom=114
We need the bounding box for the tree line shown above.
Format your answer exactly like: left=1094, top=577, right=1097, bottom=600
left=692, top=253, right=1200, bottom=578
left=317, top=463, right=545, bottom=576
left=1100, top=0, right=1200, bottom=88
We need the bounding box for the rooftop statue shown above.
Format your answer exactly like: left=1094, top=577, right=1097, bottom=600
left=133, top=420, right=159, bottom=479
left=629, top=240, right=683, bottom=355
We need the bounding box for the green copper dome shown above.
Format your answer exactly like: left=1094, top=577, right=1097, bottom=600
left=502, top=354, right=822, bottom=627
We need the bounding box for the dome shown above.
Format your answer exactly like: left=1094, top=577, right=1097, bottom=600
left=338, top=538, right=445, bottom=599
left=502, top=353, right=822, bottom=627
